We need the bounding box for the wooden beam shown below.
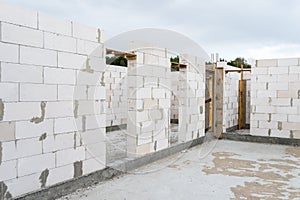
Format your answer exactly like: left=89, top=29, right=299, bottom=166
left=106, top=48, right=137, bottom=60
left=238, top=80, right=247, bottom=129
left=126, top=54, right=137, bottom=60
left=225, top=69, right=251, bottom=74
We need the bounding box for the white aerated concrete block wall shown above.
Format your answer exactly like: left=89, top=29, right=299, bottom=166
left=251, top=58, right=300, bottom=139
left=220, top=62, right=251, bottom=132
left=127, top=49, right=171, bottom=156
left=105, top=65, right=127, bottom=127
left=244, top=71, right=251, bottom=125
left=223, top=71, right=239, bottom=132
left=0, top=3, right=106, bottom=198
left=171, top=72, right=180, bottom=122
left=178, top=55, right=205, bottom=142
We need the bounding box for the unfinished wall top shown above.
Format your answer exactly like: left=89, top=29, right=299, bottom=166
left=256, top=58, right=300, bottom=67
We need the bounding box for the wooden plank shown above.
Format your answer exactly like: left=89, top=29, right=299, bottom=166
left=238, top=80, right=247, bottom=129
left=209, top=78, right=214, bottom=132
left=225, top=69, right=251, bottom=73
left=205, top=69, right=214, bottom=133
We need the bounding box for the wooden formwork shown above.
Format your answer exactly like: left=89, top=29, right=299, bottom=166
left=207, top=63, right=251, bottom=138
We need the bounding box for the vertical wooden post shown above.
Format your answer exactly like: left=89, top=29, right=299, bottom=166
left=238, top=65, right=247, bottom=129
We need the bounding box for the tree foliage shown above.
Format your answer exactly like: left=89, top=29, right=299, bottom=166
left=227, top=57, right=251, bottom=68
left=170, top=56, right=179, bottom=63
left=170, top=56, right=180, bottom=71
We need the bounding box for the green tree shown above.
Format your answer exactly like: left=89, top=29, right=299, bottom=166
left=227, top=57, right=251, bottom=68
left=170, top=56, right=180, bottom=71
left=170, top=56, right=179, bottom=63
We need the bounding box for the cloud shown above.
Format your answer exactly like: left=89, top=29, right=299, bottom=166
left=4, top=0, right=300, bottom=59
left=243, top=44, right=300, bottom=60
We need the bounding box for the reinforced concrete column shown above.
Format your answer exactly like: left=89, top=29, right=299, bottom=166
left=213, top=67, right=224, bottom=138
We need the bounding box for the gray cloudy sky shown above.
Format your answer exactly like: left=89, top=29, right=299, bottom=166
left=5, top=0, right=300, bottom=60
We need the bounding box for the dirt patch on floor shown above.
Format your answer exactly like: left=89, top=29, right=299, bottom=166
left=203, top=152, right=291, bottom=181
left=203, top=148, right=300, bottom=199
left=286, top=147, right=300, bottom=158
left=231, top=181, right=300, bottom=200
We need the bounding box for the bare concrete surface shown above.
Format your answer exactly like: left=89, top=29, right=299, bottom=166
left=106, top=130, right=127, bottom=164
left=230, top=129, right=250, bottom=135
left=59, top=140, right=300, bottom=200
left=106, top=126, right=180, bottom=165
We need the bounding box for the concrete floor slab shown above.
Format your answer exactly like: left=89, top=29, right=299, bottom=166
left=59, top=140, right=300, bottom=200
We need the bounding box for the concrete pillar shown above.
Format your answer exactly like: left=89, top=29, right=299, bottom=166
left=214, top=67, right=224, bottom=138
left=127, top=48, right=171, bottom=157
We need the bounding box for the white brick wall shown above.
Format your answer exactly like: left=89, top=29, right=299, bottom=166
left=20, top=46, right=57, bottom=66
left=56, top=147, right=85, bottom=167
left=6, top=173, right=41, bottom=197
left=105, top=65, right=127, bottom=126
left=3, top=102, right=41, bottom=121
left=15, top=120, right=53, bottom=139
left=170, top=72, right=179, bottom=121
left=44, top=67, right=76, bottom=85
left=244, top=71, right=251, bottom=125
left=83, top=158, right=105, bottom=175
left=77, top=39, right=102, bottom=55
left=44, top=32, right=77, bottom=53
left=18, top=153, right=55, bottom=177
left=47, top=164, right=73, bottom=186
left=0, top=160, right=17, bottom=181
left=1, top=63, right=43, bottom=84
left=54, top=117, right=80, bottom=134
left=46, top=101, right=74, bottom=118
left=251, top=58, right=300, bottom=139
left=20, top=83, right=57, bottom=101
left=0, top=42, right=19, bottom=62
left=223, top=71, right=239, bottom=131
left=127, top=48, right=171, bottom=156
left=58, top=85, right=86, bottom=101
left=1, top=141, right=18, bottom=162
left=1, top=22, right=43, bottom=47
left=178, top=54, right=205, bottom=142
left=80, top=129, right=105, bottom=145
left=57, top=51, right=86, bottom=69
left=16, top=137, right=43, bottom=158
left=0, top=3, right=106, bottom=198
left=0, top=83, right=19, bottom=102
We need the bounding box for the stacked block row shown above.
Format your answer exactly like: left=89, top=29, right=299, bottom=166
left=105, top=65, right=127, bottom=127
left=0, top=3, right=106, bottom=198
left=170, top=72, right=180, bottom=122
left=178, top=54, right=205, bottom=142
left=244, top=71, right=251, bottom=125
left=223, top=71, right=239, bottom=131
left=127, top=49, right=171, bottom=156
left=251, top=58, right=300, bottom=139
